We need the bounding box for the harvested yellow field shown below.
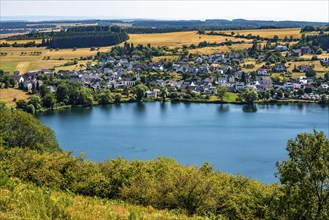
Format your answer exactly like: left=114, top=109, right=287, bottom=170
left=1, top=39, right=43, bottom=44
left=1, top=46, right=112, bottom=58
left=189, top=43, right=252, bottom=54
left=287, top=60, right=328, bottom=73
left=127, top=31, right=251, bottom=48
left=290, top=72, right=326, bottom=78
left=43, top=47, right=112, bottom=59
left=0, top=46, right=45, bottom=55
left=15, top=61, right=30, bottom=73
left=0, top=33, right=30, bottom=39
left=240, top=58, right=264, bottom=72
left=28, top=60, right=68, bottom=71
left=0, top=46, right=108, bottom=73
left=224, top=28, right=301, bottom=39
left=152, top=55, right=179, bottom=62
left=0, top=47, right=62, bottom=73
left=301, top=53, right=329, bottom=60
left=54, top=60, right=95, bottom=72
left=0, top=88, right=30, bottom=106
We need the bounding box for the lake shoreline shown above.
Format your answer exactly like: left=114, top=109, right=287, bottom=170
left=36, top=98, right=321, bottom=114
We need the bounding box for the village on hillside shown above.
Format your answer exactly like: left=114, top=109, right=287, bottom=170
left=4, top=45, right=329, bottom=103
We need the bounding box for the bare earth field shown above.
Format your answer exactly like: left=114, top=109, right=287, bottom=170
left=0, top=88, right=30, bottom=106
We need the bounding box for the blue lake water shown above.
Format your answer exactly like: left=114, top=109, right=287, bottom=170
left=37, top=102, right=329, bottom=183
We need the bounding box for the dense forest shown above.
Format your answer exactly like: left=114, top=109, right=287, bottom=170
left=45, top=26, right=129, bottom=48
left=301, top=25, right=329, bottom=32
left=3, top=26, right=129, bottom=48
left=95, top=42, right=167, bottom=61
left=131, top=19, right=327, bottom=29
left=295, top=34, right=329, bottom=51
left=0, top=105, right=329, bottom=219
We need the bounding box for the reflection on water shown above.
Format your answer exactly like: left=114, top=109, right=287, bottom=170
left=100, top=105, right=112, bottom=111
left=297, top=103, right=304, bottom=110
left=160, top=102, right=167, bottom=110
left=183, top=102, right=191, bottom=108
left=134, top=102, right=146, bottom=114
left=114, top=103, right=121, bottom=109
left=242, top=105, right=258, bottom=113
left=218, top=104, right=230, bottom=113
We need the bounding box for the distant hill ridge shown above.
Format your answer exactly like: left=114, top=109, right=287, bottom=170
left=1, top=18, right=328, bottom=30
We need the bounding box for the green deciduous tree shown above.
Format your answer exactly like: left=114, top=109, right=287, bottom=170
left=56, top=83, right=70, bottom=104
left=135, top=84, right=148, bottom=102
left=0, top=109, right=60, bottom=152
left=276, top=130, right=329, bottom=219
left=16, top=100, right=28, bottom=111
left=306, top=68, right=317, bottom=78
left=160, top=87, right=168, bottom=101
left=28, top=95, right=42, bottom=110
left=114, top=94, right=122, bottom=103
left=98, top=90, right=114, bottom=105
left=26, top=104, right=35, bottom=115
left=238, top=89, right=258, bottom=104
left=42, top=93, right=56, bottom=109
left=217, top=86, right=228, bottom=102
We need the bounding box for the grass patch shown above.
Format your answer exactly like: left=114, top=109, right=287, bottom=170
left=224, top=92, right=238, bottom=102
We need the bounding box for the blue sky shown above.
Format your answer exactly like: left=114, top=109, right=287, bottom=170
left=1, top=0, right=328, bottom=22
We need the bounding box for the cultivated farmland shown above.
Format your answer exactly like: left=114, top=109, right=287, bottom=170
left=223, top=28, right=302, bottom=39
left=127, top=31, right=252, bottom=48
left=0, top=46, right=109, bottom=73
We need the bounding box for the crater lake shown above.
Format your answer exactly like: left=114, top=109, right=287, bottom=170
left=37, top=102, right=329, bottom=183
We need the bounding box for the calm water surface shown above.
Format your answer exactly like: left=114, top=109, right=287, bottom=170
left=37, top=103, right=329, bottom=183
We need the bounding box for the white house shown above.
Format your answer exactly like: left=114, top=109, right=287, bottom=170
left=146, top=90, right=159, bottom=98
left=195, top=57, right=203, bottom=63
left=283, top=82, right=294, bottom=91
left=257, top=68, right=268, bottom=76
left=321, top=57, right=329, bottom=66
left=235, top=82, right=245, bottom=91
left=275, top=45, right=287, bottom=51
left=153, top=64, right=164, bottom=71
left=228, top=52, right=239, bottom=59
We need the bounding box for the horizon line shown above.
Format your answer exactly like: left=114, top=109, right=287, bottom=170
left=1, top=16, right=328, bottom=23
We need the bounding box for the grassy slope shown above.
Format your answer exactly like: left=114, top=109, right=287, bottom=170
left=0, top=88, right=30, bottom=106
left=0, top=176, right=208, bottom=220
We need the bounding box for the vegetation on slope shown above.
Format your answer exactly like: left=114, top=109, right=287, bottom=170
left=0, top=176, right=207, bottom=220
left=0, top=107, right=328, bottom=219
